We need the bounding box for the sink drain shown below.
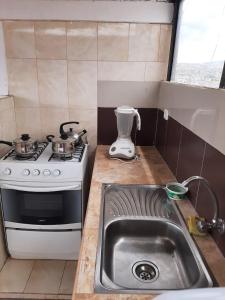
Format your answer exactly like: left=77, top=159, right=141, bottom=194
left=132, top=261, right=159, bottom=283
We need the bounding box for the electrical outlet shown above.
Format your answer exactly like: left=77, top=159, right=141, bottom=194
left=163, top=109, right=169, bottom=121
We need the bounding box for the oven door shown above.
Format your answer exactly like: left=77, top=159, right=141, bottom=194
left=0, top=183, right=82, bottom=230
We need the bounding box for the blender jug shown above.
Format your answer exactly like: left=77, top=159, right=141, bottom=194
left=115, top=106, right=141, bottom=139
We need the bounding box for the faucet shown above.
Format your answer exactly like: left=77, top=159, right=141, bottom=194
left=182, top=176, right=225, bottom=234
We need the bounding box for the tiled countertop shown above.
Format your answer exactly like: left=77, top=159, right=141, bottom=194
left=73, top=145, right=225, bottom=300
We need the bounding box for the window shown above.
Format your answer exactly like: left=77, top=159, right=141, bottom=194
left=171, top=0, right=225, bottom=88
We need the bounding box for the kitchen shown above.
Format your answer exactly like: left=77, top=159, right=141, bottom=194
left=0, top=0, right=225, bottom=299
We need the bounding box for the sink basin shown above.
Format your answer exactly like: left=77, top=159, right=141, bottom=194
left=104, top=219, right=209, bottom=290
left=95, top=184, right=213, bottom=293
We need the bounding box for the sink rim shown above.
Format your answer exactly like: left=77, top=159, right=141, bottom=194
left=94, top=184, right=214, bottom=294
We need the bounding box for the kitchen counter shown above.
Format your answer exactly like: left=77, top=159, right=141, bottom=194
left=73, top=145, right=225, bottom=300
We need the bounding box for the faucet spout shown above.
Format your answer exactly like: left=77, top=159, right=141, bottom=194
left=182, top=176, right=224, bottom=234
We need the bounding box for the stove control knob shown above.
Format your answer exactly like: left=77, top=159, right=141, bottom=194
left=43, top=169, right=51, bottom=176
left=32, top=169, right=40, bottom=176
left=23, top=169, right=30, bottom=176
left=3, top=168, right=11, bottom=175
left=53, top=169, right=61, bottom=176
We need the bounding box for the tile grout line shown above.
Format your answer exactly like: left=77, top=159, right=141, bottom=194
left=153, top=108, right=159, bottom=145
left=58, top=260, right=67, bottom=295
left=127, top=22, right=131, bottom=62
left=175, top=125, right=183, bottom=178
left=194, top=142, right=207, bottom=209
left=65, top=21, right=70, bottom=115
left=22, top=260, right=36, bottom=293
left=163, top=114, right=169, bottom=158
left=97, top=21, right=99, bottom=90
left=157, top=24, right=162, bottom=62
left=33, top=21, right=42, bottom=138
left=5, top=57, right=167, bottom=63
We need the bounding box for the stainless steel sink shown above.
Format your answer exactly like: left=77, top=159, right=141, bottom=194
left=95, top=184, right=213, bottom=294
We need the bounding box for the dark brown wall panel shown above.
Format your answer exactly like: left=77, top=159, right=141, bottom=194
left=155, top=110, right=168, bottom=157
left=176, top=127, right=206, bottom=206
left=155, top=109, right=225, bottom=257
left=97, top=107, right=157, bottom=146
left=196, top=143, right=225, bottom=256
left=164, top=117, right=183, bottom=176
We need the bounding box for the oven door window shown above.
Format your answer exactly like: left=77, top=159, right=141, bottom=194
left=1, top=189, right=81, bottom=225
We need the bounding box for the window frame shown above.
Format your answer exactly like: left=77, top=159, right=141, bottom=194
left=168, top=0, right=225, bottom=89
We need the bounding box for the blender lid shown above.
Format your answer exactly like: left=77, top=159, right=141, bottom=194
left=116, top=106, right=136, bottom=114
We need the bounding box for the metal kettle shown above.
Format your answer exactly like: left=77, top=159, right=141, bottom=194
left=59, top=122, right=87, bottom=146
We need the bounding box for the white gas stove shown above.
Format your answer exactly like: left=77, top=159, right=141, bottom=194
left=0, top=142, right=88, bottom=260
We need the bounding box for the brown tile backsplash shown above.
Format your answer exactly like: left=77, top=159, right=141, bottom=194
left=164, top=117, right=182, bottom=176
left=155, top=109, right=225, bottom=257
left=197, top=143, right=225, bottom=256
left=97, top=107, right=157, bottom=146
left=155, top=109, right=167, bottom=157
left=176, top=126, right=206, bottom=206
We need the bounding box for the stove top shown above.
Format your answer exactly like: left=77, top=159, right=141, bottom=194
left=1, top=143, right=85, bottom=163
left=0, top=143, right=88, bottom=183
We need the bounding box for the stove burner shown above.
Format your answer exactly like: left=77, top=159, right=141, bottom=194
left=49, top=144, right=85, bottom=162
left=3, top=142, right=48, bottom=161
left=15, top=154, right=34, bottom=160
left=55, top=154, right=73, bottom=161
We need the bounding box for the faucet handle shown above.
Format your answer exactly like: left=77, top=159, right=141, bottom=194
left=197, top=218, right=225, bottom=235
left=215, top=218, right=225, bottom=234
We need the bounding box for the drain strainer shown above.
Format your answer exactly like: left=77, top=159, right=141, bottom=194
left=132, top=261, right=159, bottom=283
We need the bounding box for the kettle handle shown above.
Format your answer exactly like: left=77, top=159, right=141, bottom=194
left=46, top=135, right=55, bottom=142
left=135, top=110, right=141, bottom=131
left=59, top=121, right=79, bottom=136
left=0, top=140, right=13, bottom=147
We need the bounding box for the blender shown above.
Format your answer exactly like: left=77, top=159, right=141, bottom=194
left=109, top=106, right=141, bottom=159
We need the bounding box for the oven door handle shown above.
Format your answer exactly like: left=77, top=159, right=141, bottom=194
left=0, top=183, right=81, bottom=192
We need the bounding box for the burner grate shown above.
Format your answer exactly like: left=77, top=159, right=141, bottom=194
left=3, top=142, right=48, bottom=161
left=49, top=144, right=85, bottom=162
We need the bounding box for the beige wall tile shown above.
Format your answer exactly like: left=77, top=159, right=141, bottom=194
left=69, top=108, right=97, bottom=152
left=7, top=59, right=39, bottom=108
left=0, top=96, right=14, bottom=113
left=98, top=81, right=159, bottom=108
left=3, top=21, right=35, bottom=58
left=129, top=24, right=160, bottom=62
left=40, top=107, right=69, bottom=137
left=98, top=61, right=146, bottom=82
left=37, top=59, right=68, bottom=108
left=145, top=62, right=167, bottom=82
left=0, top=107, right=16, bottom=141
left=68, top=61, right=97, bottom=109
left=0, top=97, right=16, bottom=157
left=35, top=21, right=66, bottom=59
left=0, top=259, right=34, bottom=292
left=159, top=24, right=172, bottom=62
left=24, top=260, right=65, bottom=294
left=67, top=21, right=97, bottom=61
left=98, top=23, right=129, bottom=61
left=59, top=261, right=77, bottom=295
left=15, top=107, right=42, bottom=139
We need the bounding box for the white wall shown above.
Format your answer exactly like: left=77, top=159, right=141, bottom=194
left=0, top=0, right=173, bottom=23
left=0, top=22, right=8, bottom=95
left=158, top=81, right=225, bottom=155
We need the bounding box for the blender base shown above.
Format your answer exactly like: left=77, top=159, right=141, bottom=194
left=109, top=139, right=135, bottom=159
